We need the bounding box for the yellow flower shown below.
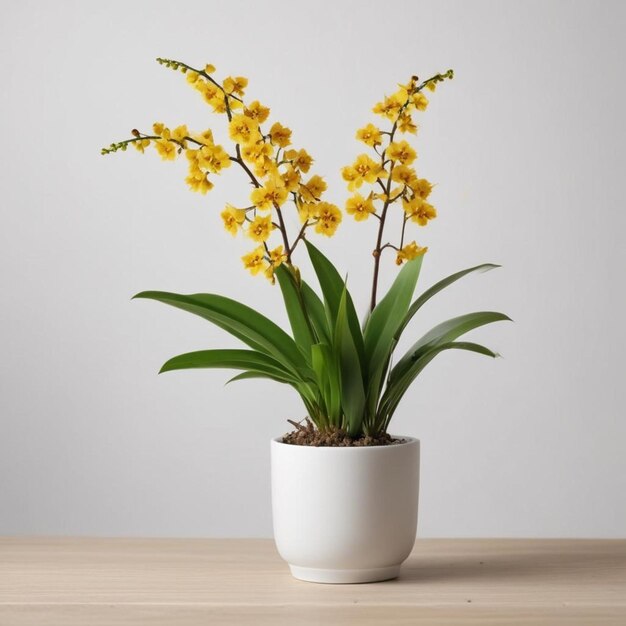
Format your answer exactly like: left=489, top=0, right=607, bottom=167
left=253, top=157, right=279, bottom=179
left=387, top=141, right=417, bottom=165
left=241, top=141, right=272, bottom=165
left=242, top=246, right=267, bottom=276
left=223, top=76, right=248, bottom=96
left=171, top=125, right=188, bottom=145
left=152, top=122, right=166, bottom=136
left=154, top=138, right=177, bottom=160
left=342, top=154, right=383, bottom=191
left=281, top=166, right=301, bottom=192
left=396, top=241, right=428, bottom=265
left=392, top=85, right=410, bottom=103
left=264, top=245, right=287, bottom=284
left=289, top=149, right=313, bottom=173
left=195, top=80, right=220, bottom=104
left=229, top=114, right=260, bottom=145
left=186, top=71, right=199, bottom=84
left=196, top=144, right=231, bottom=173
left=398, top=112, right=417, bottom=134
left=250, top=178, right=288, bottom=210
left=314, top=202, right=342, bottom=236
left=298, top=201, right=318, bottom=223
left=356, top=123, right=382, bottom=147
left=133, top=138, right=151, bottom=153
left=186, top=171, right=213, bottom=194
left=269, top=122, right=292, bottom=148
left=391, top=164, right=418, bottom=188
left=221, top=204, right=247, bottom=235
left=372, top=93, right=404, bottom=120
left=412, top=178, right=433, bottom=199
left=247, top=214, right=274, bottom=242
left=203, top=87, right=228, bottom=114
left=403, top=197, right=437, bottom=225
left=345, top=193, right=375, bottom=221
left=193, top=129, right=214, bottom=145
left=244, top=100, right=270, bottom=123
left=195, top=79, right=217, bottom=96
left=269, top=245, right=287, bottom=268
left=205, top=64, right=216, bottom=74
left=373, top=186, right=404, bottom=203
left=411, top=92, right=429, bottom=111
left=425, top=80, right=437, bottom=92
left=300, top=174, right=327, bottom=201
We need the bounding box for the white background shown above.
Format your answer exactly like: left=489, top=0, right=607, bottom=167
left=1, top=0, right=625, bottom=538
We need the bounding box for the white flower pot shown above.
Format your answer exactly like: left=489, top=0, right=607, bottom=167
left=271, top=436, right=419, bottom=584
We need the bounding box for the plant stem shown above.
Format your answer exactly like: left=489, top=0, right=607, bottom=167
left=368, top=71, right=452, bottom=311
left=231, top=145, right=293, bottom=260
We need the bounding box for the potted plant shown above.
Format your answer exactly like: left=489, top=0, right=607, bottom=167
left=103, top=58, right=509, bottom=584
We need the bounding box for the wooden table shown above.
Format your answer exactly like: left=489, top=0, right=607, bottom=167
left=1, top=538, right=625, bottom=625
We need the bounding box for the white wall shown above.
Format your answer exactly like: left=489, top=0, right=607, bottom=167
left=1, top=0, right=624, bottom=538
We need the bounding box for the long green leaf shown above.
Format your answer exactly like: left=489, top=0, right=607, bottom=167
left=300, top=281, right=331, bottom=344
left=304, top=240, right=364, bottom=364
left=311, top=342, right=340, bottom=426
left=336, top=288, right=366, bottom=436
left=133, top=291, right=309, bottom=376
left=364, top=255, right=424, bottom=369
left=275, top=265, right=315, bottom=358
left=362, top=256, right=423, bottom=425
left=395, top=263, right=500, bottom=341
left=380, top=341, right=499, bottom=425
left=226, top=371, right=288, bottom=385
left=391, top=311, right=511, bottom=383
left=159, top=349, right=298, bottom=382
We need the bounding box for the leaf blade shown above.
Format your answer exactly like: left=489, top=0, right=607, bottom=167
left=133, top=291, right=309, bottom=375
left=381, top=341, right=500, bottom=425
left=335, top=288, right=366, bottom=436
left=395, top=263, right=501, bottom=341
left=391, top=311, right=511, bottom=383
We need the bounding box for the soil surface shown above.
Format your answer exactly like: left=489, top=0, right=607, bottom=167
left=282, top=419, right=405, bottom=447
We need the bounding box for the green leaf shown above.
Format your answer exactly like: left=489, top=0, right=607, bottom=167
left=159, top=349, right=298, bottom=382
left=335, top=288, right=366, bottom=436
left=395, top=263, right=500, bottom=341
left=304, top=240, right=343, bottom=322
left=380, top=341, right=500, bottom=426
left=362, top=256, right=423, bottom=426
left=133, top=291, right=310, bottom=376
left=275, top=265, right=315, bottom=358
left=391, top=311, right=511, bottom=383
left=300, top=281, right=331, bottom=345
left=226, top=371, right=286, bottom=385
left=304, top=240, right=364, bottom=364
left=311, top=343, right=341, bottom=425
left=364, top=255, right=424, bottom=369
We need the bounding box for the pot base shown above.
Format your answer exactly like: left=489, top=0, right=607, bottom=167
left=289, top=564, right=401, bottom=584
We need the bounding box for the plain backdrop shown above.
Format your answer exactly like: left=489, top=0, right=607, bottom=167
left=1, top=0, right=625, bottom=538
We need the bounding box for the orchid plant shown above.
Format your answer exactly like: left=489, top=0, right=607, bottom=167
left=103, top=58, right=509, bottom=439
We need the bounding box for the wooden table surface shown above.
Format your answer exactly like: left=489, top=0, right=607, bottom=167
left=1, top=538, right=625, bottom=625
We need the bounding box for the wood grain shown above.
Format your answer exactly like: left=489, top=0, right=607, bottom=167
left=1, top=538, right=625, bottom=625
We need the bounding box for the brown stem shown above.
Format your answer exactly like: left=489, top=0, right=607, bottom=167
left=369, top=168, right=394, bottom=312
left=289, top=219, right=309, bottom=256
left=399, top=214, right=408, bottom=249
left=233, top=146, right=261, bottom=188
left=232, top=144, right=292, bottom=260
left=368, top=74, right=451, bottom=310
left=274, top=205, right=292, bottom=261
left=287, top=418, right=308, bottom=432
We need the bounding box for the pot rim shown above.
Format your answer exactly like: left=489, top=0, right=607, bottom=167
left=271, top=435, right=419, bottom=450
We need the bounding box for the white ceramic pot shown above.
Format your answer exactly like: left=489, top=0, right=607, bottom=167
left=271, top=436, right=419, bottom=584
